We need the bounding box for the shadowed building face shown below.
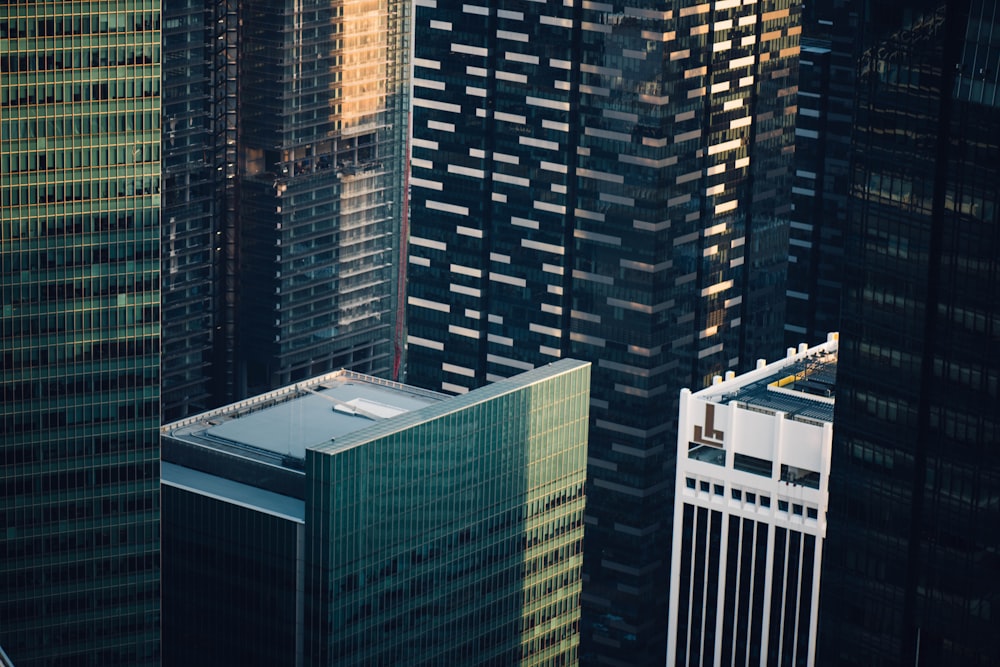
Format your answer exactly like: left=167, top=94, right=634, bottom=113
left=820, top=2, right=1000, bottom=664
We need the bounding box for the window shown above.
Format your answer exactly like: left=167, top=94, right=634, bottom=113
left=734, top=453, right=772, bottom=477
left=688, top=442, right=725, bottom=466
left=780, top=464, right=821, bottom=489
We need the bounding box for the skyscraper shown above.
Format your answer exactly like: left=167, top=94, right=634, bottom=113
left=161, top=0, right=410, bottom=419
left=161, top=360, right=590, bottom=666
left=820, top=1, right=1000, bottom=664
left=784, top=0, right=858, bottom=347
left=162, top=0, right=229, bottom=419
left=406, top=1, right=801, bottom=662
left=668, top=335, right=837, bottom=666
left=0, top=5, right=161, bottom=665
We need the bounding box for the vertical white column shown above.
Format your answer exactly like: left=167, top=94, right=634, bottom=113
left=772, top=409, right=787, bottom=483
left=685, top=507, right=699, bottom=664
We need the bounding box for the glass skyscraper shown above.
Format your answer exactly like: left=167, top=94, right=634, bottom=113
left=161, top=360, right=590, bottom=666
left=406, top=1, right=801, bottom=662
left=784, top=0, right=858, bottom=347
left=0, top=3, right=161, bottom=665
left=235, top=0, right=409, bottom=396
left=161, top=0, right=410, bottom=419
left=161, top=0, right=230, bottom=418
left=820, top=1, right=1000, bottom=664
left=305, top=361, right=590, bottom=665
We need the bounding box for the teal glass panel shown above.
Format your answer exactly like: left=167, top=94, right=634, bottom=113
left=304, top=361, right=591, bottom=666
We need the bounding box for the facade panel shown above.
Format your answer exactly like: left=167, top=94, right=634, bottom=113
left=306, top=361, right=590, bottom=665
left=161, top=484, right=302, bottom=667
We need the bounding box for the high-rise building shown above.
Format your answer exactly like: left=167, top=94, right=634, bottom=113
left=162, top=0, right=228, bottom=420
left=667, top=335, right=837, bottom=667
left=0, top=5, right=161, bottom=666
left=406, top=1, right=801, bottom=662
left=820, top=1, right=1000, bottom=664
left=161, top=359, right=590, bottom=666
left=784, top=0, right=859, bottom=347
left=161, top=0, right=410, bottom=419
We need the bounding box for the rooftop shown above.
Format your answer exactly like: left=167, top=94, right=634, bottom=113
left=161, top=370, right=445, bottom=463
left=310, top=358, right=591, bottom=456
left=694, top=334, right=838, bottom=424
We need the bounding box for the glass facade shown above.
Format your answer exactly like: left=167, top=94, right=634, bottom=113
left=406, top=1, right=800, bottom=662
left=784, top=0, right=859, bottom=347
left=235, top=0, right=409, bottom=396
left=820, top=1, right=1000, bottom=664
left=161, top=0, right=410, bottom=416
left=305, top=360, right=590, bottom=665
left=0, top=3, right=161, bottom=665
left=161, top=485, right=302, bottom=667
left=162, top=0, right=229, bottom=419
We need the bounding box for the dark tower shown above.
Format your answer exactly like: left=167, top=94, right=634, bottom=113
left=785, top=0, right=860, bottom=346
left=821, top=1, right=1000, bottom=664
left=406, top=0, right=802, bottom=663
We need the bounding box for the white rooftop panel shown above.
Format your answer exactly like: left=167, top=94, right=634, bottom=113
left=344, top=397, right=409, bottom=419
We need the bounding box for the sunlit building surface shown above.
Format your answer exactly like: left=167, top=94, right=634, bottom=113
left=668, top=335, right=837, bottom=667
left=820, top=1, right=1000, bottom=664
left=406, top=1, right=801, bottom=662
left=0, top=4, right=161, bottom=665
left=162, top=360, right=589, bottom=666
left=161, top=0, right=409, bottom=419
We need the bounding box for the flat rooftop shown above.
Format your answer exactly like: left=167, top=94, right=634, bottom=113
left=694, top=336, right=838, bottom=424
left=162, top=370, right=445, bottom=463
